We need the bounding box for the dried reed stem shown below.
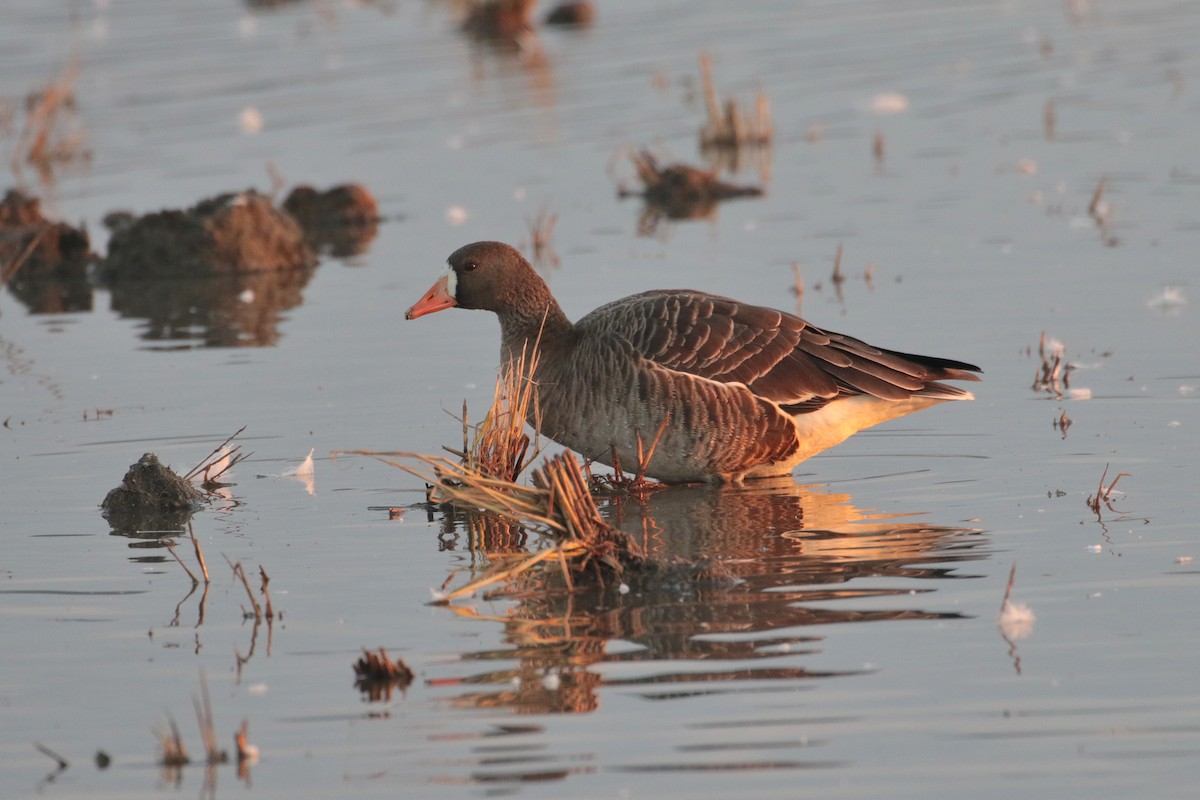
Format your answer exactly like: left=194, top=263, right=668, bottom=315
left=184, top=426, right=249, bottom=483
left=1000, top=562, right=1017, bottom=612
left=189, top=524, right=210, bottom=583
left=258, top=566, right=273, bottom=620
left=192, top=670, right=227, bottom=764
left=224, top=556, right=262, bottom=621
left=155, top=714, right=189, bottom=766
left=164, top=539, right=199, bottom=586
left=33, top=742, right=68, bottom=770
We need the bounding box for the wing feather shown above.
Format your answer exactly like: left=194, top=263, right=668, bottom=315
left=576, top=290, right=980, bottom=413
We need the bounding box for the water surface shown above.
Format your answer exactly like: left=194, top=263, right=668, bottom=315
left=2, top=1, right=1198, bottom=798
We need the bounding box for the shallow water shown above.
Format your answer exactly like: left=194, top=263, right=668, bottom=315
left=2, top=1, right=1198, bottom=798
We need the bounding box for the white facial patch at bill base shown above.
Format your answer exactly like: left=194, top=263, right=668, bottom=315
left=443, top=263, right=458, bottom=299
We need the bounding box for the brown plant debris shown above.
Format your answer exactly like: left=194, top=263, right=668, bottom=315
left=353, top=647, right=415, bottom=702
left=1053, top=409, right=1072, bottom=438
left=618, top=149, right=763, bottom=223
left=697, top=52, right=773, bottom=149
left=101, top=453, right=203, bottom=534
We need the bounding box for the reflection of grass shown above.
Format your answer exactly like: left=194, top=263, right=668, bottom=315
left=402, top=451, right=644, bottom=601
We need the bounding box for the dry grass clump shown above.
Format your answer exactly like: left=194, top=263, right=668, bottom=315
left=153, top=716, right=189, bottom=769
left=413, top=451, right=646, bottom=601
left=343, top=341, right=665, bottom=600
left=1032, top=332, right=1071, bottom=398
left=154, top=672, right=232, bottom=776
left=444, top=343, right=543, bottom=483
left=697, top=52, right=772, bottom=150
left=334, top=344, right=542, bottom=492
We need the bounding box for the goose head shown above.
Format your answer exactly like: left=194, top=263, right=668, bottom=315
left=405, top=241, right=541, bottom=319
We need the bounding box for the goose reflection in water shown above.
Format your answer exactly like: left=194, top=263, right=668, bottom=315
left=426, top=479, right=987, bottom=717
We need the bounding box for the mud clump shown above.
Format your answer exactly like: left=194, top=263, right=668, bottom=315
left=99, top=190, right=315, bottom=281
left=101, top=453, right=203, bottom=534
left=282, top=183, right=380, bottom=257
left=544, top=1, right=595, bottom=26
left=0, top=188, right=93, bottom=313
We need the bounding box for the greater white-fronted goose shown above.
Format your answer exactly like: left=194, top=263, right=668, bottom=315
left=406, top=241, right=981, bottom=484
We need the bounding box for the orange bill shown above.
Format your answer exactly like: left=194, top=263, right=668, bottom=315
left=405, top=275, right=456, bottom=319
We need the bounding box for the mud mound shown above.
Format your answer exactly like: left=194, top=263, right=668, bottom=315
left=101, top=453, right=203, bottom=534
left=100, top=190, right=315, bottom=280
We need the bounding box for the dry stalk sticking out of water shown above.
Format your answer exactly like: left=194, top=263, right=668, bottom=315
left=14, top=59, right=90, bottom=179
left=224, top=556, right=263, bottom=622
left=183, top=425, right=250, bottom=488
left=164, top=523, right=211, bottom=586
left=697, top=51, right=772, bottom=149
left=586, top=415, right=670, bottom=495
left=33, top=742, right=68, bottom=771
left=154, top=714, right=189, bottom=768
left=1032, top=332, right=1071, bottom=398
left=1087, top=463, right=1131, bottom=517
left=234, top=720, right=258, bottom=768
left=192, top=671, right=228, bottom=766
left=524, top=205, right=560, bottom=270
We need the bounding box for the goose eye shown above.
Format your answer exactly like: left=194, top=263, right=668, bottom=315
left=462, top=261, right=478, bottom=272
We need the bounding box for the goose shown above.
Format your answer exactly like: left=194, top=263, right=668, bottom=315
left=406, top=241, right=981, bottom=484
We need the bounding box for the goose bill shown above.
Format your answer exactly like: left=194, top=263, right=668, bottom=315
left=406, top=275, right=456, bottom=319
